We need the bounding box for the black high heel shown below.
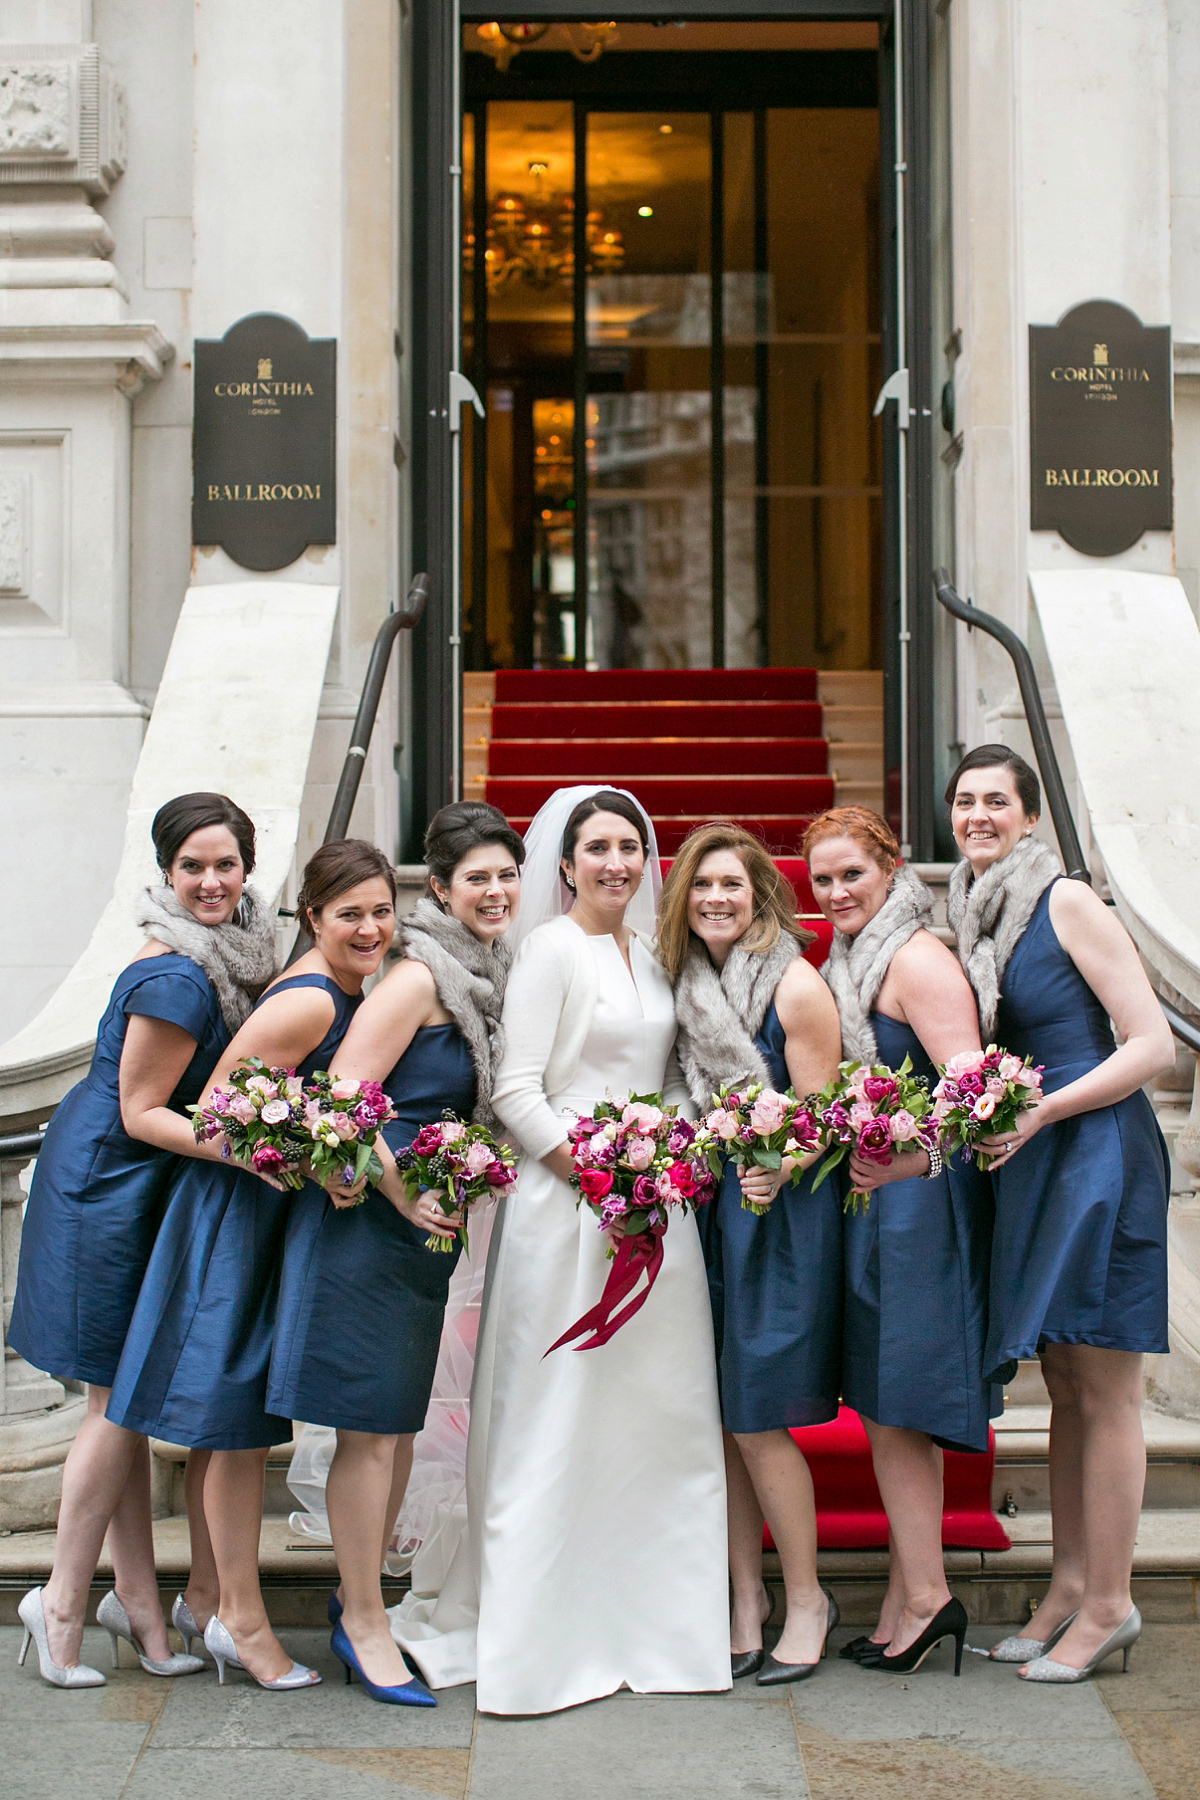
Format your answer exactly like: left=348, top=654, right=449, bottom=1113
left=839, top=1632, right=891, bottom=1663
left=757, top=1590, right=840, bottom=1686
left=731, top=1583, right=778, bottom=1680
left=868, top=1597, right=968, bottom=1676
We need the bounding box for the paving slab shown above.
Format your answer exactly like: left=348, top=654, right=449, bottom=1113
left=470, top=1693, right=805, bottom=1800
left=5, top=1722, right=151, bottom=1800
left=124, top=1745, right=467, bottom=1800
left=1, top=1624, right=174, bottom=1722
left=798, top=1734, right=1153, bottom=1800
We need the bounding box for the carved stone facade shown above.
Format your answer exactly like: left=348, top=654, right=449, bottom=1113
left=0, top=44, right=124, bottom=194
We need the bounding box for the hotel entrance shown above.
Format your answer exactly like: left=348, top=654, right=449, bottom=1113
left=408, top=6, right=941, bottom=857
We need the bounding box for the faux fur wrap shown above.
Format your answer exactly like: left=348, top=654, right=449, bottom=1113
left=819, top=862, right=934, bottom=1064
left=673, top=931, right=804, bottom=1108
left=946, top=837, right=1062, bottom=1038
left=402, top=896, right=512, bottom=1126
left=134, top=882, right=278, bottom=1033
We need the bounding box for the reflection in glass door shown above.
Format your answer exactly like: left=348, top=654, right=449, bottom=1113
left=462, top=78, right=881, bottom=672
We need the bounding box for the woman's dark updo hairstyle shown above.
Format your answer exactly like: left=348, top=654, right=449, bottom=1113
left=423, top=801, right=525, bottom=900
left=945, top=744, right=1041, bottom=817
left=152, top=792, right=256, bottom=877
left=295, top=838, right=396, bottom=936
left=561, top=790, right=650, bottom=861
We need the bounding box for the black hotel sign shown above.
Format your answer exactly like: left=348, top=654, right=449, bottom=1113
left=193, top=312, right=336, bottom=572
left=1029, top=299, right=1171, bottom=556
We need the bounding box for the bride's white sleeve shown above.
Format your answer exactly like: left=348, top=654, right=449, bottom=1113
left=492, top=938, right=572, bottom=1161
left=663, top=1044, right=696, bottom=1120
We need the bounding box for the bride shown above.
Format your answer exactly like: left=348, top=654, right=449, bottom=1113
left=391, top=785, right=729, bottom=1715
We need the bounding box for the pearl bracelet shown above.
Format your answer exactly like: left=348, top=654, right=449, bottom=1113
left=921, top=1142, right=944, bottom=1181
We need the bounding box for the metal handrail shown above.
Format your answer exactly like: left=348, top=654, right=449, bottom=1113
left=933, top=569, right=1090, bottom=882
left=0, top=1130, right=45, bottom=1159
left=1161, top=999, right=1200, bottom=1058
left=324, top=573, right=429, bottom=845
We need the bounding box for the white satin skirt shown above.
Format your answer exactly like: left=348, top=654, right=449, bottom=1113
left=389, top=1109, right=730, bottom=1716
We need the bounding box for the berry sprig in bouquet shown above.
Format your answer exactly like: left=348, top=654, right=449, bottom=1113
left=393, top=1113, right=517, bottom=1253
left=302, top=1072, right=398, bottom=1197
left=811, top=1056, right=938, bottom=1214
left=702, top=1081, right=821, bottom=1215
left=932, top=1047, right=1044, bottom=1169
left=189, top=1057, right=309, bottom=1188
left=548, top=1093, right=717, bottom=1353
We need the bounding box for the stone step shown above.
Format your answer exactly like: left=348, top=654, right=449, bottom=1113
left=994, top=1406, right=1200, bottom=1513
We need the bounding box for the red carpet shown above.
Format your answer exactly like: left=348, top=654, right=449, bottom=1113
left=772, top=1409, right=1011, bottom=1552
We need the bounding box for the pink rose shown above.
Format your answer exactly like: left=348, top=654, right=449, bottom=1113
left=708, top=1109, right=741, bottom=1142
left=849, top=1100, right=876, bottom=1130
left=624, top=1135, right=656, bottom=1170
left=622, top=1101, right=663, bottom=1132
left=985, top=1076, right=1006, bottom=1097
left=943, top=1051, right=987, bottom=1078
left=748, top=1090, right=789, bottom=1135
left=889, top=1109, right=919, bottom=1143
left=465, top=1140, right=494, bottom=1175
left=246, top=1076, right=276, bottom=1097
left=1014, top=1064, right=1043, bottom=1090
left=441, top=1120, right=467, bottom=1142
left=997, top=1055, right=1022, bottom=1081
left=580, top=1167, right=614, bottom=1200
left=331, top=1111, right=358, bottom=1141
left=227, top=1093, right=257, bottom=1125
left=260, top=1098, right=291, bottom=1126
left=330, top=1078, right=360, bottom=1101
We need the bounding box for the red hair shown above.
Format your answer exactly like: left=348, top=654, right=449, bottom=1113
left=801, top=806, right=899, bottom=874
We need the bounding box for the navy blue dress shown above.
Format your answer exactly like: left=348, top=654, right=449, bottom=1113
left=107, top=975, right=360, bottom=1450
left=700, top=1002, right=842, bottom=1434
left=841, top=1012, right=998, bottom=1454
left=9, top=955, right=227, bottom=1388
left=268, top=1022, right=477, bottom=1434
left=984, top=882, right=1170, bottom=1384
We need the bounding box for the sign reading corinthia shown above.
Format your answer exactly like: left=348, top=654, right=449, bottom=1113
left=192, top=313, right=336, bottom=571
left=1029, top=299, right=1171, bottom=557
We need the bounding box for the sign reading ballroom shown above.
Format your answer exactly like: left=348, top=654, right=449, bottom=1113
left=192, top=313, right=336, bottom=572
left=1029, top=299, right=1171, bottom=556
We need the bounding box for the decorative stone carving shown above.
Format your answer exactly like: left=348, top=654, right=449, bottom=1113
left=0, top=473, right=27, bottom=595
left=0, top=46, right=124, bottom=196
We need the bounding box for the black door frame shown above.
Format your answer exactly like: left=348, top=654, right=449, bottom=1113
left=408, top=2, right=935, bottom=859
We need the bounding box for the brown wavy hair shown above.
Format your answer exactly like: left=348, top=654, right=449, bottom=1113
left=800, top=805, right=900, bottom=874
left=295, top=838, right=397, bottom=937
left=657, top=823, right=813, bottom=979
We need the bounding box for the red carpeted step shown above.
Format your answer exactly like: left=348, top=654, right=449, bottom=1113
left=487, top=738, right=829, bottom=779
left=490, top=700, right=823, bottom=741
left=768, top=1409, right=1010, bottom=1552
left=495, top=668, right=818, bottom=704
left=487, top=775, right=835, bottom=819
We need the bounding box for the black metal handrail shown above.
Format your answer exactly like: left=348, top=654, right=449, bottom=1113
left=1161, top=999, right=1200, bottom=1059
left=0, top=1130, right=45, bottom=1159
left=933, top=569, right=1090, bottom=882
left=324, top=573, right=429, bottom=845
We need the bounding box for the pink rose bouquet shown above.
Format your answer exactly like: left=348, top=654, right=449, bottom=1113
left=189, top=1057, right=310, bottom=1189
left=932, top=1046, right=1044, bottom=1168
left=701, top=1080, right=821, bottom=1216
left=548, top=1093, right=717, bottom=1353
left=392, top=1113, right=517, bottom=1253
left=301, top=1070, right=399, bottom=1197
left=811, top=1056, right=938, bottom=1214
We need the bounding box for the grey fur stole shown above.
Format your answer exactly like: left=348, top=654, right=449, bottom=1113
left=673, top=931, right=803, bottom=1108
left=820, top=862, right=933, bottom=1064
left=402, top=896, right=511, bottom=1126
left=946, top=836, right=1062, bottom=1038
left=134, top=883, right=278, bottom=1032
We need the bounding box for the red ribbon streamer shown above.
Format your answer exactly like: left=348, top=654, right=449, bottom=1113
left=544, top=1225, right=666, bottom=1354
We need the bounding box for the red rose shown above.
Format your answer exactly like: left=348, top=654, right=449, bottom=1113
left=251, top=1143, right=286, bottom=1173
left=668, top=1159, right=697, bottom=1197
left=579, top=1167, right=614, bottom=1200
left=412, top=1124, right=444, bottom=1155
left=863, top=1075, right=897, bottom=1103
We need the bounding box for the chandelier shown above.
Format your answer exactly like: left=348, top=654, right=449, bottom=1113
left=476, top=22, right=619, bottom=73
left=465, top=160, right=625, bottom=293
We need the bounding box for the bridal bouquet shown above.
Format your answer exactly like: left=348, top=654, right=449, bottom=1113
left=932, top=1047, right=1044, bottom=1168
left=547, top=1093, right=717, bottom=1354
left=189, top=1058, right=310, bottom=1188
left=302, top=1071, right=398, bottom=1197
left=393, top=1113, right=517, bottom=1253
left=702, top=1081, right=821, bottom=1215
left=811, top=1057, right=939, bottom=1214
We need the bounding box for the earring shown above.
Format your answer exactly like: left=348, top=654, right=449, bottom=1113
left=564, top=876, right=576, bottom=892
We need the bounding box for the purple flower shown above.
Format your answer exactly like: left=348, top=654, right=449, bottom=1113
left=632, top=1173, right=657, bottom=1205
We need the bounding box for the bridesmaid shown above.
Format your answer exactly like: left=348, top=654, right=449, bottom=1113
left=268, top=801, right=522, bottom=1706
left=107, top=838, right=397, bottom=1691
left=661, top=824, right=843, bottom=1684
left=11, top=792, right=274, bottom=1688
left=804, top=806, right=996, bottom=1677
left=946, top=746, right=1173, bottom=1682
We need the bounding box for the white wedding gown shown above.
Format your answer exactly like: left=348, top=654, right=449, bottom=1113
left=389, top=932, right=729, bottom=1715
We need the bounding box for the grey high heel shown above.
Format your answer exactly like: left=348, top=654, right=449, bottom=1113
left=203, top=1615, right=321, bottom=1690
left=171, top=1593, right=209, bottom=1658
left=16, top=1587, right=105, bottom=1689
left=1019, top=1607, right=1141, bottom=1683
left=97, top=1591, right=205, bottom=1677
left=989, top=1608, right=1078, bottom=1663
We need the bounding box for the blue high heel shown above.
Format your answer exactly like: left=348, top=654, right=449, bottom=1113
left=329, top=1592, right=422, bottom=1678
left=330, top=1621, right=436, bottom=1707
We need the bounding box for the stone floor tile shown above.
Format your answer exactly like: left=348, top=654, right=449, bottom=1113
left=799, top=1734, right=1153, bottom=1800
left=0, top=1626, right=172, bottom=1721
left=150, top=1631, right=475, bottom=1749
left=1105, top=1708, right=1200, bottom=1800
left=469, top=1693, right=805, bottom=1799
left=125, top=1746, right=461, bottom=1799
left=5, top=1722, right=151, bottom=1800
left=1096, top=1621, right=1200, bottom=1712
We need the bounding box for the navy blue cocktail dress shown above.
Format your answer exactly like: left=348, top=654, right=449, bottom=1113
left=107, top=974, right=360, bottom=1450
left=268, top=1022, right=477, bottom=1435
left=9, top=955, right=227, bottom=1388
left=700, top=1002, right=842, bottom=1433
left=984, top=882, right=1170, bottom=1384
left=841, top=1011, right=998, bottom=1453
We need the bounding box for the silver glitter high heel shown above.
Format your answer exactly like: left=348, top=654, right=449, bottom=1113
left=203, top=1615, right=321, bottom=1690
left=16, top=1588, right=105, bottom=1689
left=171, top=1593, right=209, bottom=1658
left=1019, top=1607, right=1141, bottom=1683
left=97, top=1591, right=205, bottom=1677
left=989, top=1609, right=1078, bottom=1663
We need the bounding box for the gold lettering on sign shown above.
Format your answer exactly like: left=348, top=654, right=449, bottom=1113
left=212, top=381, right=316, bottom=398
left=258, top=358, right=273, bottom=379
left=204, top=483, right=322, bottom=501
left=1093, top=343, right=1108, bottom=366
left=1044, top=469, right=1159, bottom=487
